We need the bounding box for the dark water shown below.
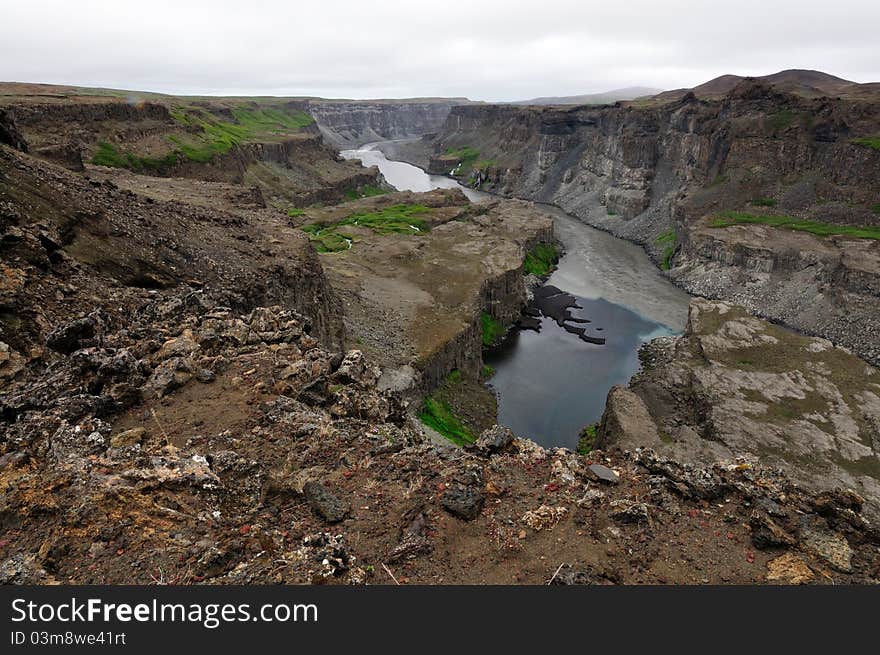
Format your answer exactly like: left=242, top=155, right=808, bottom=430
left=343, top=140, right=690, bottom=450
left=485, top=297, right=674, bottom=450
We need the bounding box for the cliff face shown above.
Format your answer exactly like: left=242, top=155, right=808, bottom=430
left=309, top=100, right=466, bottom=147
left=1, top=96, right=381, bottom=207
left=420, top=82, right=880, bottom=362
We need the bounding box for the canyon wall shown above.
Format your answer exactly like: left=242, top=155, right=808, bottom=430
left=415, top=82, right=880, bottom=362
left=309, top=99, right=467, bottom=147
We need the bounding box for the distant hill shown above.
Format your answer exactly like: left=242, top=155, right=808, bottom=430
left=649, top=69, right=870, bottom=103
left=511, top=86, right=663, bottom=106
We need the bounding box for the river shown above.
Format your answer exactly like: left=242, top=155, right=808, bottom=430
left=341, top=141, right=691, bottom=450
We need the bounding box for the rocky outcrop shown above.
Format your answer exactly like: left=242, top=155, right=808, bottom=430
left=600, top=298, right=880, bottom=522
left=309, top=99, right=467, bottom=147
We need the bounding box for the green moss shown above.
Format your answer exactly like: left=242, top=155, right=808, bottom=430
left=481, top=364, right=495, bottom=379
left=872, top=204, right=880, bottom=215
left=168, top=105, right=314, bottom=163
left=577, top=424, right=598, bottom=455
left=446, top=145, right=480, bottom=173
left=91, top=141, right=178, bottom=172
left=522, top=243, right=559, bottom=277
left=768, top=109, right=796, bottom=132
left=851, top=135, right=880, bottom=151
left=287, top=208, right=306, bottom=217
left=447, top=369, right=462, bottom=384
left=655, top=229, right=676, bottom=270
left=301, top=204, right=431, bottom=252
left=480, top=312, right=505, bottom=348
left=750, top=198, right=777, bottom=207
left=710, top=211, right=880, bottom=240
left=419, top=397, right=474, bottom=446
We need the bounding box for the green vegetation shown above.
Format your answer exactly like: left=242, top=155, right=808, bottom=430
left=419, top=397, right=474, bottom=445
left=480, top=312, right=505, bottom=348
left=710, top=173, right=728, bottom=186
left=169, top=105, right=314, bottom=163
left=750, top=198, right=777, bottom=207
left=481, top=364, right=495, bottom=379
left=446, top=369, right=462, bottom=384
left=287, top=208, right=306, bottom=217
left=301, top=204, right=432, bottom=252
left=851, top=135, right=880, bottom=151
left=872, top=204, right=880, bottom=215
left=710, top=211, right=880, bottom=240
left=344, top=184, right=388, bottom=200
left=446, top=145, right=481, bottom=173
left=300, top=224, right=356, bottom=253
left=655, top=229, right=676, bottom=270
left=91, top=141, right=178, bottom=172
left=606, top=208, right=618, bottom=216
left=522, top=243, right=559, bottom=277
left=577, top=424, right=598, bottom=455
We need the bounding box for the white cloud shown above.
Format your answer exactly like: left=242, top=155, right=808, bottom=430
left=1, top=0, right=877, bottom=100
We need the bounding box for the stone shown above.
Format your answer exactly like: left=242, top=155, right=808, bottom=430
left=145, top=357, right=194, bottom=398
left=157, top=330, right=200, bottom=359
left=609, top=499, right=649, bottom=523
left=802, top=527, right=853, bottom=573
left=110, top=427, right=146, bottom=448
left=521, top=505, right=568, bottom=531
left=765, top=553, right=815, bottom=585
left=749, top=511, right=795, bottom=549
left=441, top=485, right=484, bottom=520
left=596, top=386, right=660, bottom=450
left=475, top=425, right=515, bottom=454
left=303, top=481, right=349, bottom=523
left=588, top=463, right=620, bottom=484
left=46, top=314, right=100, bottom=354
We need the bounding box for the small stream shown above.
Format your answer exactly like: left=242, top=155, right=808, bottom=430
left=342, top=141, right=691, bottom=450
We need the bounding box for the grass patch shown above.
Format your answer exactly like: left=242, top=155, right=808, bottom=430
left=481, top=364, right=495, bottom=379
left=768, top=109, right=796, bottom=132
left=710, top=211, right=880, bottom=240
left=750, top=197, right=777, bottom=207
left=419, top=397, right=474, bottom=446
left=872, top=204, right=880, bottom=215
left=447, top=369, right=462, bottom=384
left=301, top=204, right=432, bottom=252
left=287, top=208, right=306, bottom=217
left=851, top=135, right=880, bottom=151
left=481, top=312, right=505, bottom=348
left=522, top=243, right=559, bottom=277
left=169, top=105, right=314, bottom=163
left=91, top=141, right=178, bottom=172
left=446, top=145, right=480, bottom=173
left=577, top=424, right=598, bottom=455
left=655, top=229, right=676, bottom=270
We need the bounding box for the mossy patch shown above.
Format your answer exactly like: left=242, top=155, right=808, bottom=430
left=91, top=141, right=178, bottom=172
left=419, top=397, right=474, bottom=446
left=851, top=135, right=880, bottom=151
left=169, top=105, right=314, bottom=163
left=301, top=204, right=432, bottom=252
left=344, top=184, right=387, bottom=200
left=655, top=229, right=676, bottom=270
left=480, top=312, right=505, bottom=348
left=522, top=243, right=559, bottom=277
left=577, top=424, right=598, bottom=455
left=710, top=211, right=880, bottom=240
left=481, top=364, right=495, bottom=379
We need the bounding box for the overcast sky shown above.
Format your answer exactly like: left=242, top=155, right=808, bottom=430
left=2, top=0, right=878, bottom=101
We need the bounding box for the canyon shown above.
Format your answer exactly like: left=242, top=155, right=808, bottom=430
left=1, top=75, right=879, bottom=585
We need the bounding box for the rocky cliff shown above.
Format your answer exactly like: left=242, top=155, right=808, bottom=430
left=309, top=99, right=467, bottom=147
left=409, top=80, right=880, bottom=363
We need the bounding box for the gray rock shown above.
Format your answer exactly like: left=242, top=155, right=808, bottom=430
left=475, top=425, right=515, bottom=454
left=303, top=481, right=349, bottom=523
left=588, top=463, right=620, bottom=484
left=441, top=485, right=484, bottom=520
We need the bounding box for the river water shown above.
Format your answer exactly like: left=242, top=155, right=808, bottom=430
left=342, top=141, right=691, bottom=450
